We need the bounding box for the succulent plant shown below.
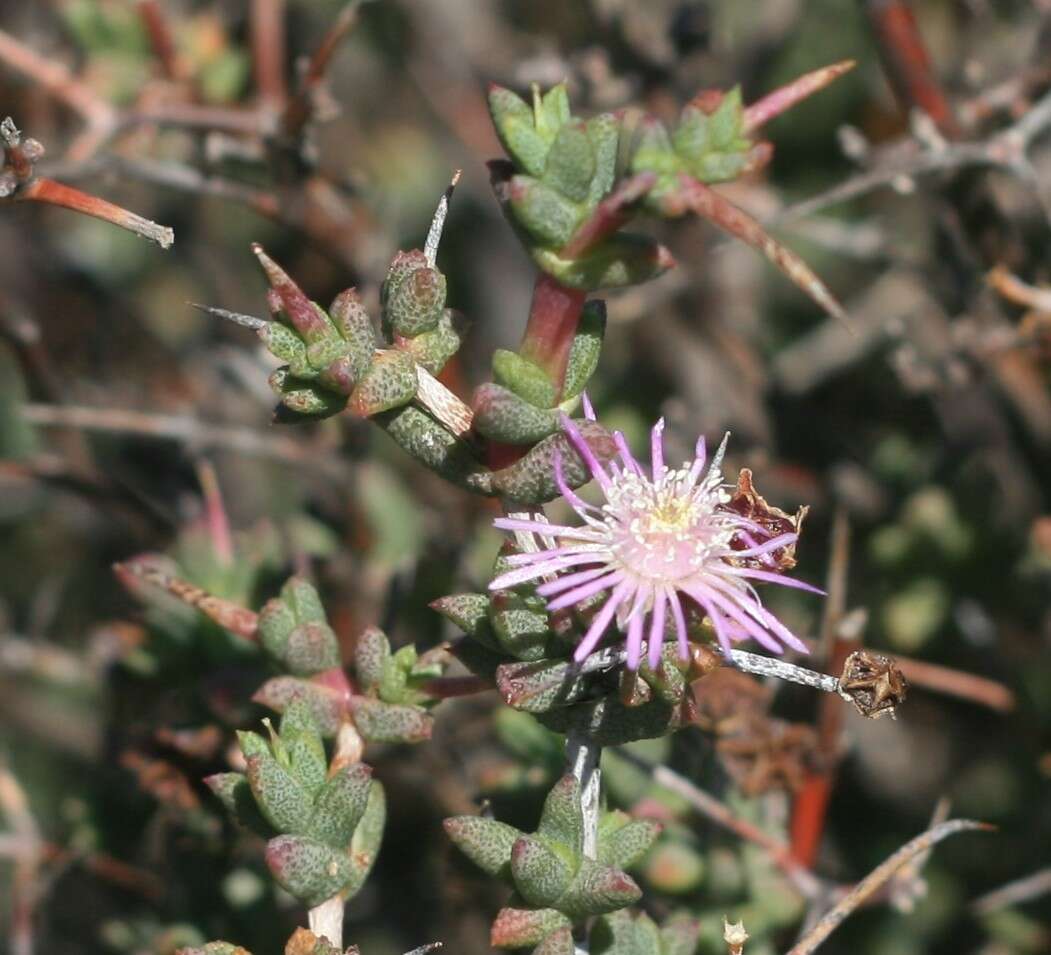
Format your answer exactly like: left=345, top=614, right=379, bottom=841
left=205, top=699, right=384, bottom=908
left=445, top=775, right=661, bottom=951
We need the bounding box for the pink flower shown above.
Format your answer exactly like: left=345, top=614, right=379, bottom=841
left=490, top=415, right=819, bottom=670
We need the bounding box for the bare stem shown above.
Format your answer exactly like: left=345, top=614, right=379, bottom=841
left=611, top=747, right=824, bottom=899
left=566, top=728, right=602, bottom=955
left=17, top=178, right=173, bottom=249
left=308, top=895, right=344, bottom=949
left=786, top=819, right=992, bottom=955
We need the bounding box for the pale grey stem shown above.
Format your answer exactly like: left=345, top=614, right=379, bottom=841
left=403, top=945, right=443, bottom=955
left=308, top=895, right=344, bottom=949
left=424, top=169, right=461, bottom=267
left=566, top=728, right=602, bottom=955
left=726, top=648, right=847, bottom=699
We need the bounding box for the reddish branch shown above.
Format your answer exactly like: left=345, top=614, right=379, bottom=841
left=1, top=118, right=173, bottom=248
left=863, top=0, right=959, bottom=138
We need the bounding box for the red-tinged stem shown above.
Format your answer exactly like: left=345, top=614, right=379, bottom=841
left=17, top=178, right=174, bottom=248
left=675, top=175, right=849, bottom=326
left=0, top=28, right=116, bottom=129
left=560, top=172, right=657, bottom=259
left=136, top=0, right=183, bottom=81
left=864, top=0, right=959, bottom=138
left=518, top=273, right=587, bottom=398
left=281, top=1, right=362, bottom=140
left=251, top=0, right=288, bottom=109
left=196, top=459, right=234, bottom=567
left=482, top=274, right=587, bottom=470
left=790, top=773, right=834, bottom=866
left=743, top=60, right=856, bottom=134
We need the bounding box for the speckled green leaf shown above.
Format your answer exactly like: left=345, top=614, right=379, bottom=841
left=204, top=772, right=271, bottom=838
left=559, top=857, right=641, bottom=917
left=489, top=84, right=549, bottom=177
left=492, top=349, right=558, bottom=408
left=308, top=762, right=372, bottom=848
left=444, top=815, right=521, bottom=877
left=386, top=266, right=446, bottom=337
left=532, top=233, right=673, bottom=291
left=490, top=905, right=572, bottom=948
left=496, top=658, right=590, bottom=712
left=533, top=927, right=576, bottom=955
left=353, top=626, right=390, bottom=692
left=509, top=175, right=582, bottom=249
left=562, top=300, right=605, bottom=399
left=490, top=420, right=616, bottom=504
left=342, top=781, right=386, bottom=898
left=472, top=382, right=561, bottom=445
left=398, top=308, right=465, bottom=374
left=537, top=775, right=583, bottom=854
left=543, top=124, right=595, bottom=203
left=246, top=751, right=312, bottom=834
left=252, top=678, right=345, bottom=738
left=376, top=406, right=492, bottom=494
left=510, top=834, right=573, bottom=907
left=265, top=834, right=353, bottom=907
left=350, top=697, right=432, bottom=743
left=349, top=349, right=418, bottom=417
left=596, top=812, right=661, bottom=869
left=282, top=622, right=340, bottom=676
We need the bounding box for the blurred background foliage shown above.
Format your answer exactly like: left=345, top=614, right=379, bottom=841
left=0, top=1, right=1049, bottom=953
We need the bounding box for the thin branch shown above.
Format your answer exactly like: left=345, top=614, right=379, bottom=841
left=778, top=86, right=1051, bottom=224
left=15, top=177, right=174, bottom=248
left=281, top=0, right=365, bottom=141
left=2, top=118, right=174, bottom=248
left=251, top=0, right=289, bottom=109
left=971, top=867, right=1051, bottom=915
left=20, top=403, right=345, bottom=476
left=785, top=819, right=992, bottom=955
left=0, top=764, right=43, bottom=955
left=611, top=747, right=824, bottom=899
left=136, top=0, right=183, bottom=81
left=0, top=28, right=116, bottom=129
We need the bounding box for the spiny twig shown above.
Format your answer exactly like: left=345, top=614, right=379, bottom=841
left=1, top=118, right=173, bottom=248
left=785, top=819, right=993, bottom=955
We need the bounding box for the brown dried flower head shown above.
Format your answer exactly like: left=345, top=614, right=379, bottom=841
left=839, top=649, right=908, bottom=719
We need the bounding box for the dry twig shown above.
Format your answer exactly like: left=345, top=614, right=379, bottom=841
left=785, top=819, right=992, bottom=955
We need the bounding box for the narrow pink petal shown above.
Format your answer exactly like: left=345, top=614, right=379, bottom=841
left=560, top=413, right=611, bottom=491
left=647, top=586, right=668, bottom=669
left=493, top=517, right=603, bottom=543
left=504, top=546, right=604, bottom=569
left=754, top=605, right=810, bottom=653
left=650, top=417, right=665, bottom=479
left=707, top=576, right=809, bottom=654
left=547, top=570, right=623, bottom=612
left=489, top=553, right=600, bottom=590
left=581, top=391, right=596, bottom=421
left=729, top=532, right=798, bottom=558
left=687, top=434, right=708, bottom=484
left=666, top=587, right=689, bottom=666
left=736, top=530, right=777, bottom=566
left=694, top=583, right=783, bottom=654
left=535, top=564, right=609, bottom=597
left=573, top=580, right=633, bottom=661
left=625, top=605, right=645, bottom=670
left=683, top=587, right=733, bottom=657
left=613, top=431, right=643, bottom=475
left=722, top=566, right=826, bottom=594
left=553, top=449, right=599, bottom=516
